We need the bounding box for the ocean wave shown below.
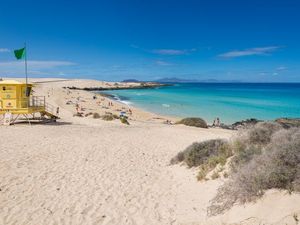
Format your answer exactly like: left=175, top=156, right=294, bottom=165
left=120, top=100, right=132, bottom=105
left=112, top=95, right=121, bottom=101
left=109, top=94, right=132, bottom=105
left=162, top=104, right=170, bottom=108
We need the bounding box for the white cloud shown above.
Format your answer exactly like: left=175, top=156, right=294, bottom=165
left=276, top=66, right=287, bottom=71
left=152, top=49, right=186, bottom=55
left=0, top=48, right=10, bottom=53
left=0, top=60, right=76, bottom=69
left=155, top=60, right=172, bottom=66
left=152, top=48, right=196, bottom=55
left=218, top=46, right=282, bottom=59
left=130, top=45, right=197, bottom=56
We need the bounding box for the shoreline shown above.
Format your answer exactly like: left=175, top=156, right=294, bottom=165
left=3, top=78, right=299, bottom=128
left=7, top=77, right=299, bottom=128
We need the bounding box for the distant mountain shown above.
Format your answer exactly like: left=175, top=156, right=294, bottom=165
left=200, top=79, right=242, bottom=83
left=122, top=77, right=242, bottom=83
left=122, top=79, right=140, bottom=83
left=155, top=77, right=242, bottom=83
left=155, top=77, right=199, bottom=83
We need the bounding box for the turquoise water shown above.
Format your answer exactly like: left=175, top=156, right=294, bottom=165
left=99, top=83, right=300, bottom=124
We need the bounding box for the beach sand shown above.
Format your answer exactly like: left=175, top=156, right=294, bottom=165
left=0, top=79, right=299, bottom=225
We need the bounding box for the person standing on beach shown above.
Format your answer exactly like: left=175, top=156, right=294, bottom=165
left=216, top=117, right=220, bottom=126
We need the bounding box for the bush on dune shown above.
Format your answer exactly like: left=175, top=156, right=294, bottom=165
left=170, top=139, right=232, bottom=180
left=101, top=114, right=119, bottom=121
left=208, top=126, right=300, bottom=216
left=102, top=114, right=115, bottom=121
left=170, top=139, right=229, bottom=166
left=176, top=117, right=208, bottom=128
left=93, top=112, right=101, bottom=119
left=246, top=122, right=283, bottom=145
left=230, top=122, right=283, bottom=171
left=171, top=121, right=300, bottom=216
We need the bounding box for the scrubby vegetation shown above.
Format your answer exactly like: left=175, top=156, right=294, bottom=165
left=246, top=122, right=282, bottom=145
left=171, top=121, right=300, bottom=216
left=92, top=112, right=101, bottom=119
left=170, top=139, right=232, bottom=180
left=101, top=114, right=119, bottom=121
left=176, top=117, right=208, bottom=128
left=275, top=118, right=300, bottom=128
left=102, top=114, right=115, bottom=121
left=208, top=127, right=300, bottom=216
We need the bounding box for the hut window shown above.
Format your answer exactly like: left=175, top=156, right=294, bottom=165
left=26, top=87, right=32, bottom=97
left=2, top=86, right=6, bottom=91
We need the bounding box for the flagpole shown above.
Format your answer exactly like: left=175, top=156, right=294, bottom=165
left=24, top=42, right=28, bottom=85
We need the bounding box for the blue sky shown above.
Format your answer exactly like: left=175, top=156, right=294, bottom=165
left=0, top=0, right=299, bottom=82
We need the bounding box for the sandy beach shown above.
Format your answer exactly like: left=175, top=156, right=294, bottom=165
left=1, top=79, right=300, bottom=225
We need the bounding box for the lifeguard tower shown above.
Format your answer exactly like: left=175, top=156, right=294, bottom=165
left=0, top=80, right=58, bottom=125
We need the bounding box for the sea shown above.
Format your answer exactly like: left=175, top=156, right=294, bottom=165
left=98, top=83, right=300, bottom=124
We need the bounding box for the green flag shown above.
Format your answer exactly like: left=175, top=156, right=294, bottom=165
left=14, top=47, right=26, bottom=60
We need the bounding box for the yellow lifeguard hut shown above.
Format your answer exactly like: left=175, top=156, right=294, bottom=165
left=0, top=80, right=58, bottom=125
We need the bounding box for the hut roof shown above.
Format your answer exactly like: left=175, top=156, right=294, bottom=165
left=0, top=80, right=31, bottom=85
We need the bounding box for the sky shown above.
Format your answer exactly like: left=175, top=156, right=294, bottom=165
left=0, top=0, right=300, bottom=82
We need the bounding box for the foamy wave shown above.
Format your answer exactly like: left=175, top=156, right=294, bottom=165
left=162, top=104, right=170, bottom=108
left=110, top=94, right=132, bottom=105
left=120, top=100, right=132, bottom=105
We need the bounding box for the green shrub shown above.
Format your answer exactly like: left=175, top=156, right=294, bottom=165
left=176, top=117, right=208, bottom=128
left=182, top=139, right=229, bottom=167
left=171, top=139, right=232, bottom=180
left=113, top=114, right=119, bottom=119
left=102, top=114, right=114, bottom=121
left=93, top=112, right=101, bottom=119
